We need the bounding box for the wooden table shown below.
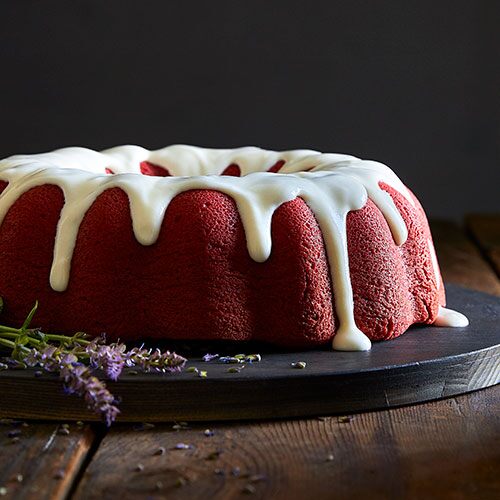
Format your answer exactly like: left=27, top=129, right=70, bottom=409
left=0, top=215, right=499, bottom=500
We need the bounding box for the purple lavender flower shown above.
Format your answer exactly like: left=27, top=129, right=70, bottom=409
left=60, top=362, right=120, bottom=426
left=125, top=346, right=186, bottom=373
left=202, top=353, right=219, bottom=362
left=173, top=443, right=192, bottom=450
left=5, top=298, right=186, bottom=426
left=24, top=346, right=120, bottom=426
left=24, top=345, right=60, bottom=371
left=86, top=340, right=126, bottom=381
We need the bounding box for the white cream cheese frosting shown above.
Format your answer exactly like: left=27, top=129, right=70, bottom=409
left=434, top=307, right=469, bottom=327
left=0, top=145, right=467, bottom=350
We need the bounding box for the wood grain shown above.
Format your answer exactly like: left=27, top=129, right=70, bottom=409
left=72, top=387, right=500, bottom=500
left=430, top=219, right=500, bottom=295
left=0, top=422, right=97, bottom=500
left=466, top=214, right=500, bottom=278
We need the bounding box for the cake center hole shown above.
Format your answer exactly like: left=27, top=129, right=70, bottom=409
left=106, top=159, right=287, bottom=177
left=140, top=161, right=171, bottom=177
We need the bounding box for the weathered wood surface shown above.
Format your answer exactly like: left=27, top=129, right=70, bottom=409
left=0, top=422, right=96, bottom=500
left=466, top=214, right=500, bottom=278
left=430, top=219, right=500, bottom=295
left=73, top=388, right=500, bottom=500
left=0, top=216, right=499, bottom=499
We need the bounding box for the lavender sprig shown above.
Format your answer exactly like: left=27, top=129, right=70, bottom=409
left=85, top=336, right=186, bottom=380
left=0, top=299, right=186, bottom=425
left=125, top=345, right=186, bottom=373
left=24, top=347, right=120, bottom=426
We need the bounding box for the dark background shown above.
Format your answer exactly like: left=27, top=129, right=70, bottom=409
left=1, top=1, right=498, bottom=218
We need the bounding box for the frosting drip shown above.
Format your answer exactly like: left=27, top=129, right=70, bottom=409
left=0, top=145, right=449, bottom=351
left=434, top=307, right=469, bottom=327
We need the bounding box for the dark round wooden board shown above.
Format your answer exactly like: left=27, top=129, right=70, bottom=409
left=0, top=284, right=498, bottom=422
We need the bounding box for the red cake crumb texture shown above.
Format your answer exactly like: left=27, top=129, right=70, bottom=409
left=0, top=158, right=445, bottom=348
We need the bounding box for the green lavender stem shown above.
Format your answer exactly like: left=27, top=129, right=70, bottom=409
left=0, top=326, right=21, bottom=334
left=0, top=327, right=90, bottom=344
left=0, top=337, right=30, bottom=353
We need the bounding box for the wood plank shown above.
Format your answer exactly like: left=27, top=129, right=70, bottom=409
left=0, top=422, right=97, bottom=500
left=430, top=219, right=500, bottom=295
left=72, top=387, right=500, bottom=500
left=466, top=214, right=500, bottom=278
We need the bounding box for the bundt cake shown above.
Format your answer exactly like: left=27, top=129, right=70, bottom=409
left=0, top=145, right=468, bottom=351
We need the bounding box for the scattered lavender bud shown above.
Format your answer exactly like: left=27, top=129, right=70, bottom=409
left=249, top=474, right=267, bottom=483
left=173, top=443, right=192, bottom=450
left=173, top=421, right=190, bottom=430
left=202, top=353, right=219, bottom=362
left=175, top=477, right=187, bottom=488
left=338, top=415, right=353, bottom=423
left=34, top=370, right=43, bottom=378
left=291, top=361, right=307, bottom=369
left=204, top=429, right=214, bottom=437
left=58, top=425, right=70, bottom=435
left=219, top=356, right=242, bottom=364
left=227, top=366, right=245, bottom=373
left=135, top=463, right=144, bottom=472
left=231, top=467, right=241, bottom=477
left=245, top=354, right=261, bottom=363
left=154, top=446, right=166, bottom=456
left=7, top=429, right=21, bottom=438
left=242, top=484, right=256, bottom=494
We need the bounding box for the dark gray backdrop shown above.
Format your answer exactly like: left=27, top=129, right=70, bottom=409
left=1, top=1, right=499, bottom=218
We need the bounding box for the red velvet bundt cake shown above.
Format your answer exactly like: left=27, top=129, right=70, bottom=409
left=0, top=145, right=468, bottom=350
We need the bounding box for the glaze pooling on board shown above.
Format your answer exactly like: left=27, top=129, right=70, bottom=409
left=435, top=307, right=469, bottom=327
left=0, top=145, right=467, bottom=351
